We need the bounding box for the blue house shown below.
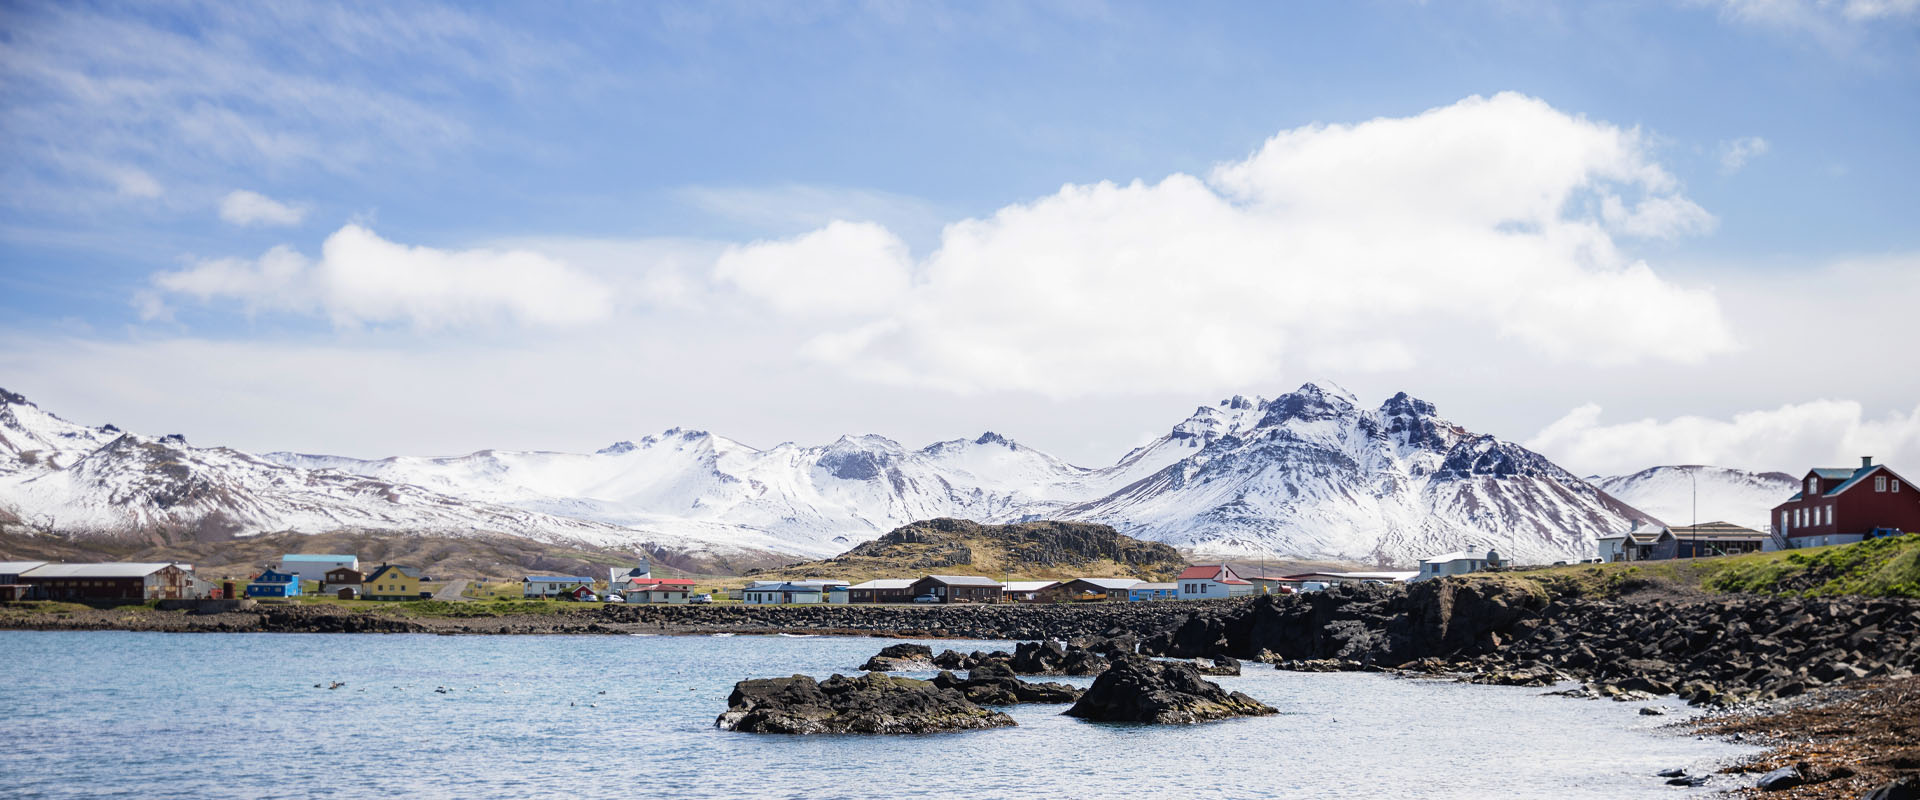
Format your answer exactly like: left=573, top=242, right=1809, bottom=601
left=1127, top=582, right=1178, bottom=602
left=246, top=568, right=302, bottom=598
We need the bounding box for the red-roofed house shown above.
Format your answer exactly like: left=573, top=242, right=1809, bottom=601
left=621, top=578, right=694, bottom=604
left=1177, top=564, right=1254, bottom=600
left=1772, top=457, right=1919, bottom=548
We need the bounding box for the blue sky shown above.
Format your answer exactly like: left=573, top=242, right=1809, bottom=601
left=1, top=0, right=1917, bottom=473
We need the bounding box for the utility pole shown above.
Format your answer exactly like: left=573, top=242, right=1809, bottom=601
left=1690, top=468, right=1698, bottom=559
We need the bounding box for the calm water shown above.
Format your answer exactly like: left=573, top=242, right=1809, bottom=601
left=0, top=631, right=1755, bottom=799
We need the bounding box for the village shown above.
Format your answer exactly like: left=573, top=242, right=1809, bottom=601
left=3, top=456, right=1914, bottom=608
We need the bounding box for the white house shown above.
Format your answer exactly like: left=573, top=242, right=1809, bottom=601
left=1177, top=565, right=1254, bottom=599
left=609, top=558, right=651, bottom=588
left=621, top=578, right=693, bottom=604
left=1413, top=549, right=1504, bottom=581
left=1001, top=580, right=1060, bottom=602
left=523, top=575, right=597, bottom=598
left=742, top=582, right=824, bottom=605
left=276, top=554, right=358, bottom=584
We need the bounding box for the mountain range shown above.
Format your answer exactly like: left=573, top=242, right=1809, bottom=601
left=0, top=382, right=1799, bottom=568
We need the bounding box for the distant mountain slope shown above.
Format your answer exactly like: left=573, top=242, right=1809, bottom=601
left=0, top=389, right=790, bottom=571
left=5, top=382, right=1655, bottom=568
left=751, top=518, right=1189, bottom=582
left=1592, top=465, right=1797, bottom=532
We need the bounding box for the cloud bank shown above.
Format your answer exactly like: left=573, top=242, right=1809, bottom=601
left=150, top=224, right=613, bottom=328
left=1529, top=401, right=1920, bottom=476
left=720, top=93, right=1731, bottom=396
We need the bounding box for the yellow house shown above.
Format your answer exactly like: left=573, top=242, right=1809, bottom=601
left=363, top=564, right=428, bottom=600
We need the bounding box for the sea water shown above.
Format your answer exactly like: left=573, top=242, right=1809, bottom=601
left=0, top=631, right=1755, bottom=799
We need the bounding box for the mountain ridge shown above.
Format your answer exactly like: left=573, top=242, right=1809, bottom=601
left=5, top=382, right=1685, bottom=567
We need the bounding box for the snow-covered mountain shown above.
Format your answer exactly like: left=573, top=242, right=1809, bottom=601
left=3, top=382, right=1667, bottom=566
left=1591, top=465, right=1797, bottom=532
left=1062, top=384, right=1656, bottom=564
left=0, top=389, right=781, bottom=561
left=267, top=428, right=1116, bottom=558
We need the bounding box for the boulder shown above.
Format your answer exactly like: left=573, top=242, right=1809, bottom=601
left=1191, top=655, right=1241, bottom=676
left=1756, top=766, right=1803, bottom=791
left=1861, top=776, right=1920, bottom=800
left=930, top=665, right=1083, bottom=705
left=716, top=673, right=1015, bottom=734
left=859, top=642, right=935, bottom=672
left=1064, top=657, right=1276, bottom=724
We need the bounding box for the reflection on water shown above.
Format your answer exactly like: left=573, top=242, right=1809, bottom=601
left=0, top=631, right=1754, bottom=799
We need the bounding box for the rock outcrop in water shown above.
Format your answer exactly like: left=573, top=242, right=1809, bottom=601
left=859, top=642, right=936, bottom=671
left=930, top=662, right=1083, bottom=705
left=866, top=638, right=1130, bottom=676
left=1064, top=656, right=1275, bottom=723
left=715, top=672, right=1015, bottom=734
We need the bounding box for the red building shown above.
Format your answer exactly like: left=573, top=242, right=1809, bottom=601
left=1772, top=457, right=1919, bottom=547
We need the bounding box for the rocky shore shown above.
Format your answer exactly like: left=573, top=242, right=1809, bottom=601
left=0, top=598, right=1211, bottom=637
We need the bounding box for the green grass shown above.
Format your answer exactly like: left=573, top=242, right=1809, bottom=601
left=1488, top=534, right=1920, bottom=599
left=1703, top=533, right=1920, bottom=598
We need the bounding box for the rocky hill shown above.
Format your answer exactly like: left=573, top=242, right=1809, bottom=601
left=750, top=518, right=1188, bottom=582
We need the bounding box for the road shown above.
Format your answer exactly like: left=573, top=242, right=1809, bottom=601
left=431, top=579, right=471, bottom=602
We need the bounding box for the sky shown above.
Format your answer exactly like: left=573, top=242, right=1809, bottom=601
left=1, top=0, right=1917, bottom=477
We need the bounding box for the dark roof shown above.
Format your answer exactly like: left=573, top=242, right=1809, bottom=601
left=917, top=575, right=1002, bottom=588
left=1812, top=468, right=1857, bottom=480
left=1660, top=522, right=1769, bottom=540
left=1826, top=465, right=1892, bottom=496
left=365, top=564, right=423, bottom=580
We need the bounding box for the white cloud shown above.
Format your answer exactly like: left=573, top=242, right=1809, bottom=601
left=721, top=93, right=1733, bottom=396
left=1527, top=400, right=1920, bottom=476
left=1703, top=0, right=1919, bottom=48
left=713, top=220, right=914, bottom=317
left=219, top=190, right=306, bottom=226
left=1718, top=136, right=1771, bottom=173
left=1841, top=0, right=1920, bottom=19
left=109, top=165, right=163, bottom=198
left=150, top=224, right=613, bottom=329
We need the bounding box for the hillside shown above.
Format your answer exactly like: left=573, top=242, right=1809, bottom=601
left=747, top=518, right=1189, bottom=583
left=1592, top=465, right=1797, bottom=531
left=1480, top=534, right=1920, bottom=600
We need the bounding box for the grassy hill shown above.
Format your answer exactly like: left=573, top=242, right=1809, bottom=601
left=1479, top=533, right=1920, bottom=600
left=743, top=518, right=1189, bottom=585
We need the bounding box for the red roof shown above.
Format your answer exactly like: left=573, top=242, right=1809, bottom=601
left=1220, top=579, right=1252, bottom=585
left=1179, top=565, right=1235, bottom=580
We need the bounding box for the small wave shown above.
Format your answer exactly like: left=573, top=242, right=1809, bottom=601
left=709, top=633, right=736, bottom=637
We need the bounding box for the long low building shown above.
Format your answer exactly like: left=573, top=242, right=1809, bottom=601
left=17, top=562, right=197, bottom=602
left=848, top=579, right=916, bottom=603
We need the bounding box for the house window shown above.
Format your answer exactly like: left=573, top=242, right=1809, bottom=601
left=1807, top=476, right=1818, bottom=494
left=1825, top=505, right=1833, bottom=525
left=1876, top=476, right=1888, bottom=492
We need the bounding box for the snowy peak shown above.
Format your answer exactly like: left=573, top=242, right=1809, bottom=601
left=1257, top=381, right=1360, bottom=426
left=0, top=387, right=123, bottom=473
left=1593, top=465, right=1797, bottom=532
